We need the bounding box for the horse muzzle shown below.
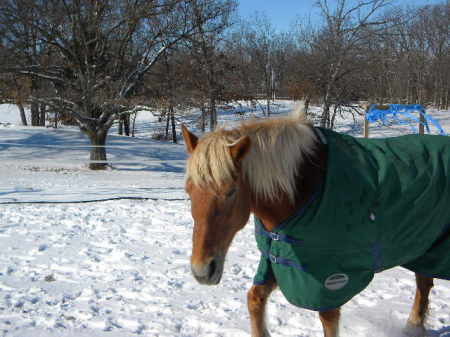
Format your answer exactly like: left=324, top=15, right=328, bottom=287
left=191, top=255, right=224, bottom=285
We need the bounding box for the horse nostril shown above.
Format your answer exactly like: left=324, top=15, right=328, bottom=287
left=208, top=259, right=217, bottom=279
left=191, top=256, right=223, bottom=285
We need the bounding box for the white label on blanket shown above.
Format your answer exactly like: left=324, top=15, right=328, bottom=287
left=325, top=273, right=349, bottom=290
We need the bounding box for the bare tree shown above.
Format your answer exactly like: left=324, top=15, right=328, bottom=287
left=240, top=14, right=279, bottom=116
left=312, top=0, right=393, bottom=127
left=186, top=0, right=237, bottom=130
left=362, top=3, right=449, bottom=108
left=0, top=0, right=224, bottom=169
left=0, top=0, right=49, bottom=126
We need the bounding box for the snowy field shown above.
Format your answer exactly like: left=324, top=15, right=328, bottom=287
left=0, top=103, right=449, bottom=337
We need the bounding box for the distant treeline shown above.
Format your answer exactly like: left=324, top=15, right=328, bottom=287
left=0, top=0, right=448, bottom=168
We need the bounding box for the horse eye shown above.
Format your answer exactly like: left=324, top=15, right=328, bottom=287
left=226, top=188, right=237, bottom=199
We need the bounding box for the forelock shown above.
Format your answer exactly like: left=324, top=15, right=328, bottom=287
left=186, top=129, right=239, bottom=191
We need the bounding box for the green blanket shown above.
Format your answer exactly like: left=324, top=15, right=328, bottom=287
left=254, top=128, right=450, bottom=311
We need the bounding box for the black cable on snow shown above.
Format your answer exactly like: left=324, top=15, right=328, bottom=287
left=0, top=196, right=187, bottom=205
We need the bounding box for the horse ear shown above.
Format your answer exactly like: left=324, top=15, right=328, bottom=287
left=228, top=136, right=251, bottom=165
left=181, top=124, right=198, bottom=154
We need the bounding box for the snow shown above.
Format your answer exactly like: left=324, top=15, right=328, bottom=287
left=0, top=103, right=449, bottom=337
left=0, top=110, right=187, bottom=203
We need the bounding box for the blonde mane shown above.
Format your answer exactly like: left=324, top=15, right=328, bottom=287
left=186, top=116, right=318, bottom=203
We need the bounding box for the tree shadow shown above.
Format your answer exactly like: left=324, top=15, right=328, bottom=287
left=428, top=326, right=450, bottom=337
left=0, top=128, right=188, bottom=173
left=0, top=188, right=43, bottom=196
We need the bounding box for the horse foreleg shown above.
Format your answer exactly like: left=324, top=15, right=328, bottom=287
left=247, top=278, right=276, bottom=337
left=319, top=308, right=341, bottom=337
left=405, top=273, right=434, bottom=337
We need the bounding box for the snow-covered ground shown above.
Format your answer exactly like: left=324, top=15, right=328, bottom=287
left=0, top=103, right=449, bottom=337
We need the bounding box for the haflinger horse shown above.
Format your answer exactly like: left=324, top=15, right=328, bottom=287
left=181, top=112, right=450, bottom=337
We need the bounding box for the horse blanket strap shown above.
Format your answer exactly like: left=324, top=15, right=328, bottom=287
left=254, top=127, right=450, bottom=311
left=259, top=250, right=306, bottom=271
left=256, top=226, right=304, bottom=245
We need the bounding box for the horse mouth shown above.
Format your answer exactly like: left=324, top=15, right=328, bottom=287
left=191, top=255, right=224, bottom=285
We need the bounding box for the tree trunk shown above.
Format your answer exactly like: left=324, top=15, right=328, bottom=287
left=330, top=105, right=338, bottom=129
left=321, top=74, right=335, bottom=128
left=170, top=107, right=177, bottom=143
left=200, top=106, right=206, bottom=132
left=118, top=115, right=130, bottom=136
left=30, top=78, right=40, bottom=126
left=118, top=119, right=123, bottom=135
left=165, top=108, right=170, bottom=139
left=321, top=100, right=331, bottom=128
left=433, top=79, right=439, bottom=107
left=123, top=115, right=130, bottom=136
left=39, top=103, right=46, bottom=126
left=209, top=96, right=217, bottom=131
left=31, top=101, right=39, bottom=126
left=304, top=96, right=311, bottom=117
left=87, top=130, right=108, bottom=170
left=54, top=111, right=58, bottom=128
left=17, top=103, right=27, bottom=126
left=209, top=105, right=214, bottom=131
left=131, top=113, right=137, bottom=137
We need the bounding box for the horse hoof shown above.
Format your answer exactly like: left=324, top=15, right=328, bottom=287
left=403, top=322, right=426, bottom=337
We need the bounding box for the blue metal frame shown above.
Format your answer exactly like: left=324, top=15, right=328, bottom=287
left=366, top=104, right=446, bottom=136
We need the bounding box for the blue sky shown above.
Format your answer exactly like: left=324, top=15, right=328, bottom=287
left=237, top=0, right=445, bottom=31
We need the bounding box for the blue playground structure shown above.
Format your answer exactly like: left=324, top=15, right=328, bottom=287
left=366, top=104, right=446, bottom=136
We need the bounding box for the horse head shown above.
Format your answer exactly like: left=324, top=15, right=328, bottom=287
left=182, top=125, right=252, bottom=285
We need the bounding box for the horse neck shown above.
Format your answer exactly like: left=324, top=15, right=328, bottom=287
left=250, top=142, right=327, bottom=232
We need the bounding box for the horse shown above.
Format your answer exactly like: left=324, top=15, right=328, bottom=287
left=181, top=115, right=450, bottom=337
